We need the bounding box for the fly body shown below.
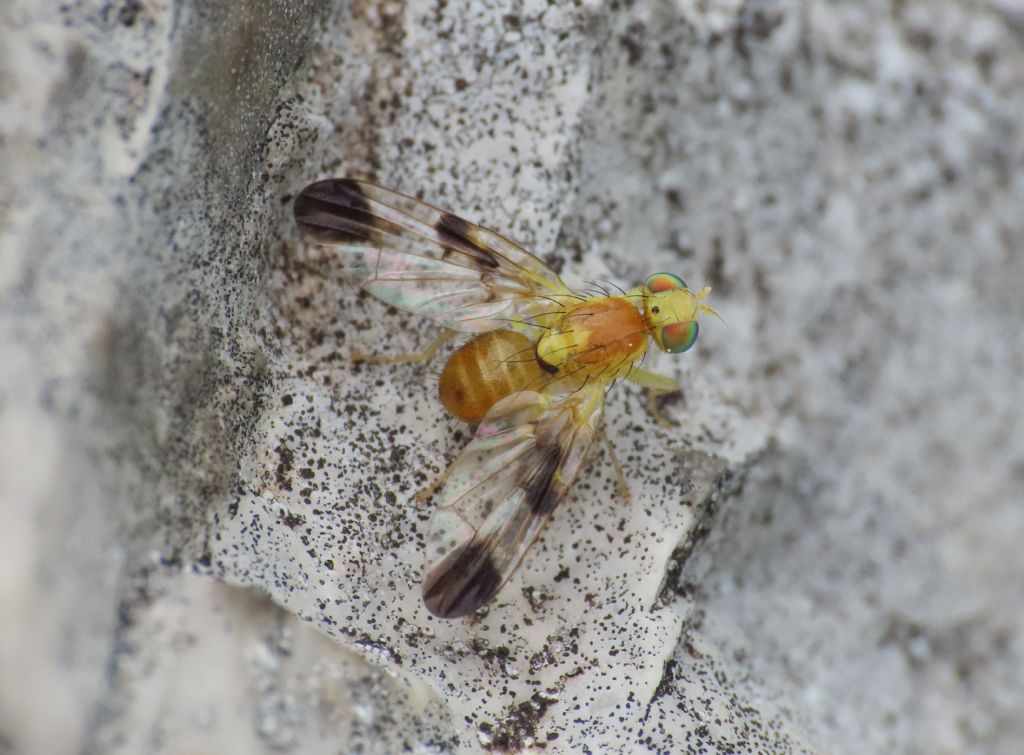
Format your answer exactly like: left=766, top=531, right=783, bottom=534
left=293, top=178, right=717, bottom=618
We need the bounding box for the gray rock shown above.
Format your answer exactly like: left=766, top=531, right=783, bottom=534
left=2, top=0, right=1021, bottom=753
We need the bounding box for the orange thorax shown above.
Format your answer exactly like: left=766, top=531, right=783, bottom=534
left=537, top=296, right=648, bottom=379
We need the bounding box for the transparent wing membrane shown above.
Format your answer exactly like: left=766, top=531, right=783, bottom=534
left=293, top=179, right=574, bottom=333
left=422, top=388, right=604, bottom=618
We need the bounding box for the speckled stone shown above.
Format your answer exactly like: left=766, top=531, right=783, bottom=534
left=2, top=0, right=1023, bottom=753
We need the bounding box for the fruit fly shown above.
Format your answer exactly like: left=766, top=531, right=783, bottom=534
left=293, top=179, right=716, bottom=619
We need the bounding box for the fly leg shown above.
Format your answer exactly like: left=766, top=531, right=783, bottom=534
left=414, top=462, right=453, bottom=504
left=626, top=367, right=682, bottom=428
left=599, top=430, right=631, bottom=501
left=353, top=330, right=456, bottom=501
left=351, top=329, right=454, bottom=364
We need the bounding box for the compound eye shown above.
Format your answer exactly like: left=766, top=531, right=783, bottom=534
left=645, top=272, right=687, bottom=293
left=658, top=321, right=699, bottom=353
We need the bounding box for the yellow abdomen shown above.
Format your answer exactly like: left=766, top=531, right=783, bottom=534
left=439, top=330, right=548, bottom=423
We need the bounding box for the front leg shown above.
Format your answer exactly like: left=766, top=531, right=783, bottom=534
left=626, top=367, right=682, bottom=427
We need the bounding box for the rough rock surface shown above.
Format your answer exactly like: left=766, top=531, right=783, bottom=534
left=2, top=0, right=1022, bottom=753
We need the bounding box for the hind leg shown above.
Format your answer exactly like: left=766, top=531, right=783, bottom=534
left=351, top=329, right=454, bottom=364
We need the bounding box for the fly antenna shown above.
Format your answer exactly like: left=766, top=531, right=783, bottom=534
left=696, top=257, right=726, bottom=328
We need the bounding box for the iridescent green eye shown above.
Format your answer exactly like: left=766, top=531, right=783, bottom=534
left=645, top=272, right=687, bottom=293
left=658, top=320, right=699, bottom=353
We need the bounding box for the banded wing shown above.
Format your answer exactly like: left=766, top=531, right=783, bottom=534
left=421, top=387, right=605, bottom=618
left=293, top=178, right=575, bottom=333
